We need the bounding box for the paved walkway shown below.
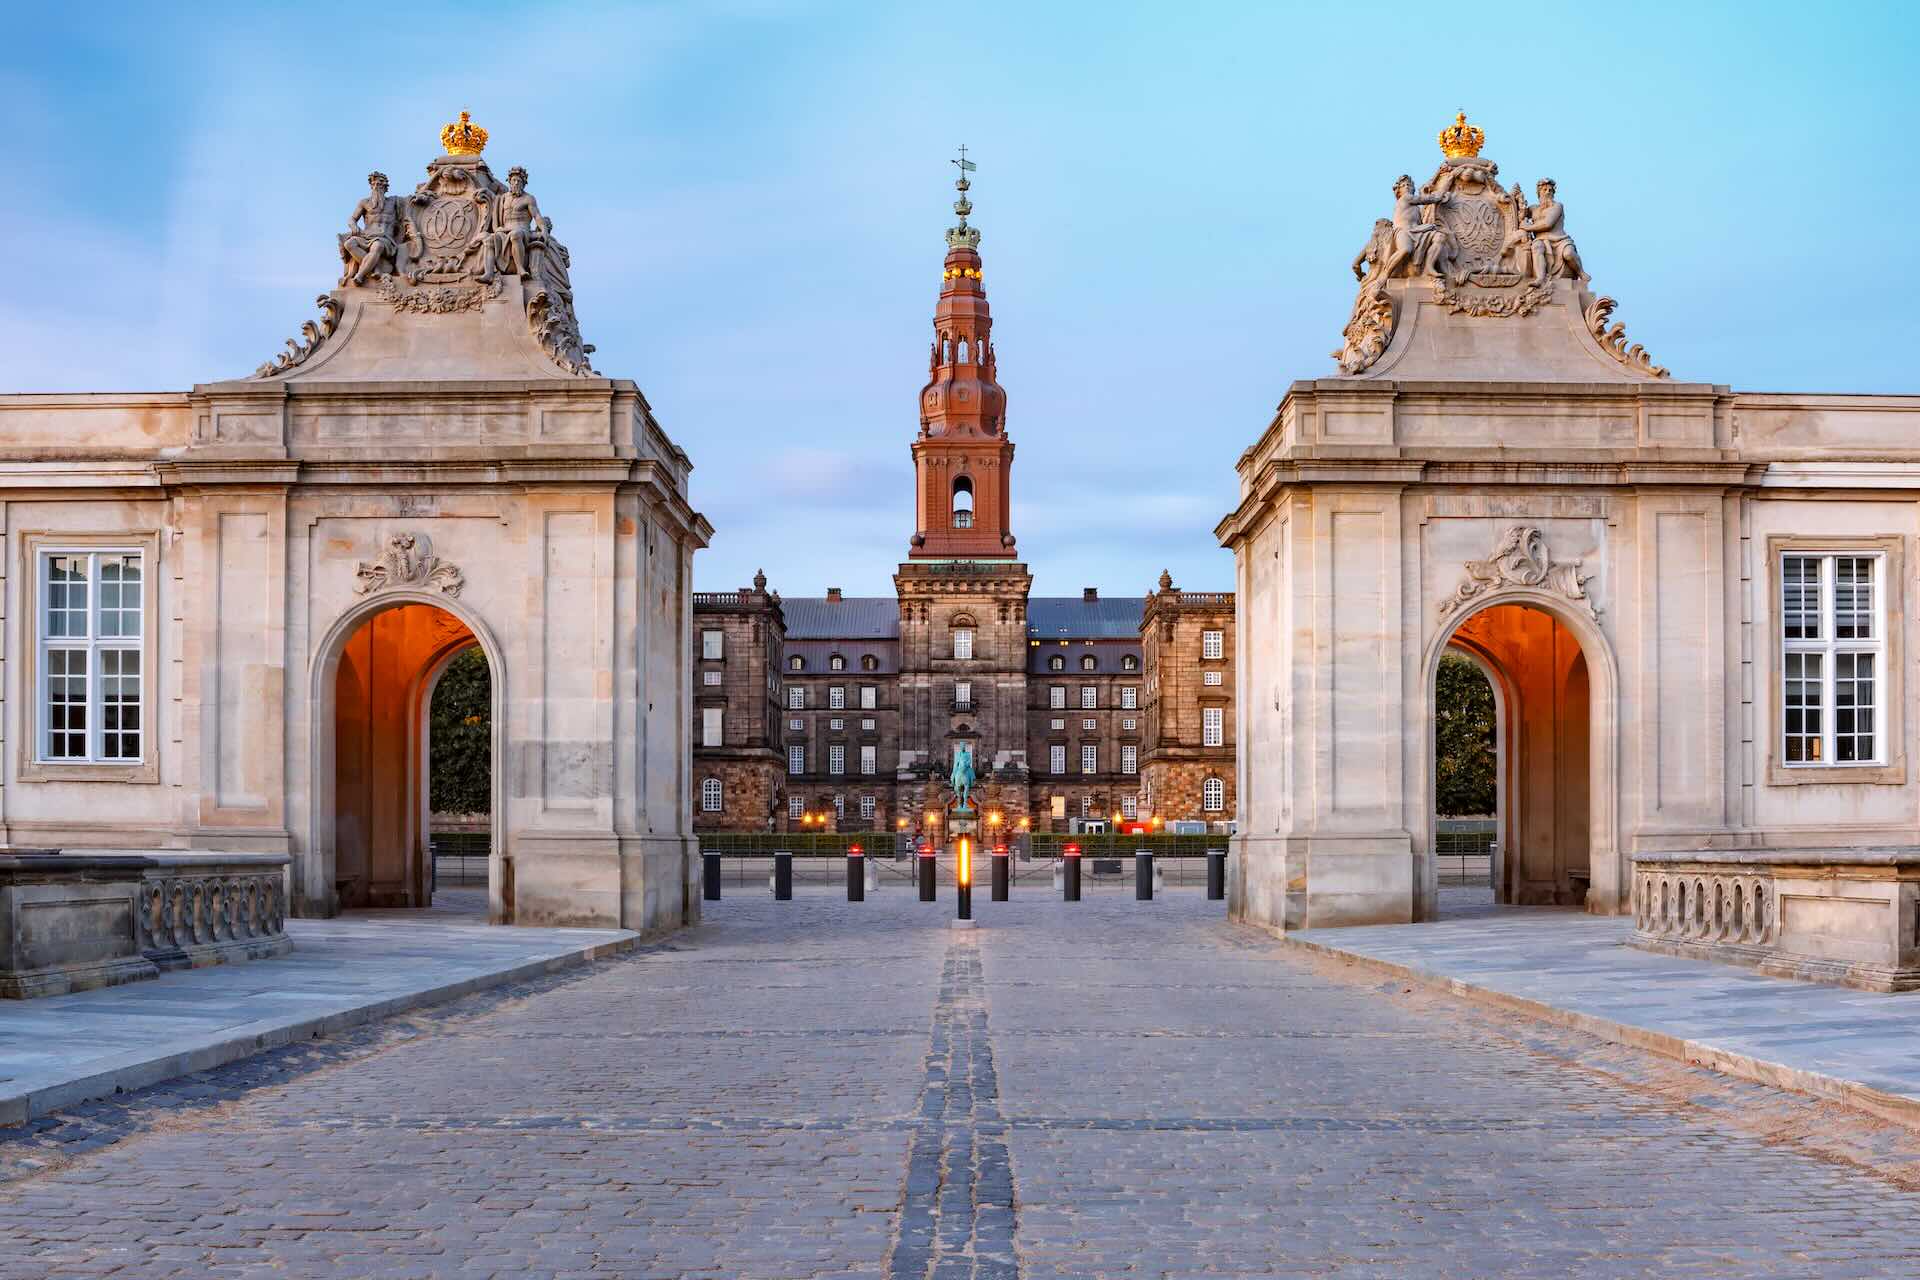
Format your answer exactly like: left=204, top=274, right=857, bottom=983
left=4, top=887, right=1920, bottom=1277
left=1290, top=886, right=1920, bottom=1117
left=0, top=890, right=634, bottom=1125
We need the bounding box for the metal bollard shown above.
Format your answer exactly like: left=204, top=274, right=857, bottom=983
left=773, top=850, right=793, bottom=901
left=703, top=851, right=722, bottom=901
left=918, top=843, right=936, bottom=902
left=991, top=846, right=1009, bottom=901
left=1063, top=842, right=1082, bottom=901
left=1206, top=848, right=1226, bottom=900
left=1135, top=849, right=1154, bottom=901
left=846, top=843, right=864, bottom=902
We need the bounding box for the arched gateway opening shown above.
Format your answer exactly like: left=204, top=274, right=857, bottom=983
left=313, top=596, right=506, bottom=918
left=1423, top=598, right=1618, bottom=920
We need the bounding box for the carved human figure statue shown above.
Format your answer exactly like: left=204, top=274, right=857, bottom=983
left=479, top=166, right=547, bottom=282
left=949, top=744, right=976, bottom=814
left=1502, top=178, right=1583, bottom=281
left=338, top=172, right=416, bottom=287
left=1383, top=175, right=1455, bottom=279
left=1352, top=218, right=1394, bottom=282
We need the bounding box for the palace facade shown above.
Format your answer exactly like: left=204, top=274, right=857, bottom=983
left=692, top=169, right=1235, bottom=834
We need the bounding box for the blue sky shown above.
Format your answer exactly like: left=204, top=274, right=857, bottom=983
left=5, top=2, right=1917, bottom=595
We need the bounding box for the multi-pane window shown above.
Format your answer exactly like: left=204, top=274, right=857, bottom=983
left=1202, top=630, right=1224, bottom=660
left=788, top=687, right=805, bottom=709
left=830, top=655, right=845, bottom=671
left=1050, top=718, right=1065, bottom=730
left=1050, top=686, right=1066, bottom=709
left=1121, top=718, right=1136, bottom=732
left=1080, top=796, right=1093, bottom=818
left=789, top=717, right=803, bottom=731
left=1782, top=553, right=1885, bottom=764
left=860, top=745, right=876, bottom=775
left=700, top=778, right=723, bottom=812
left=829, top=718, right=844, bottom=730
left=1082, top=718, right=1096, bottom=730
left=1050, top=744, right=1066, bottom=774
left=1203, top=706, right=1225, bottom=747
left=701, top=707, right=723, bottom=748
left=1121, top=795, right=1138, bottom=820
left=1080, top=686, right=1097, bottom=709
left=1203, top=777, right=1225, bottom=812
left=39, top=550, right=144, bottom=762
left=1120, top=686, right=1137, bottom=709
left=829, top=685, right=846, bottom=710
left=833, top=795, right=845, bottom=820
left=861, top=718, right=875, bottom=731
left=702, top=670, right=723, bottom=686
left=829, top=744, right=846, bottom=775
left=1081, top=744, right=1097, bottom=774
left=860, top=795, right=876, bottom=821
left=1121, top=745, right=1137, bottom=774
left=955, top=680, right=972, bottom=707
left=860, top=685, right=877, bottom=709
left=789, top=655, right=804, bottom=671
left=953, top=628, right=974, bottom=660
left=789, top=795, right=805, bottom=819
left=1203, top=671, right=1223, bottom=687
left=1081, top=655, right=1096, bottom=671
left=788, top=745, right=805, bottom=775
left=1048, top=655, right=1064, bottom=671
left=701, top=630, right=723, bottom=660
left=1122, top=655, right=1138, bottom=671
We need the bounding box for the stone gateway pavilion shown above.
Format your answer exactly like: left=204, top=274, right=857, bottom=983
left=1220, top=115, right=1920, bottom=990
left=0, top=113, right=708, bottom=952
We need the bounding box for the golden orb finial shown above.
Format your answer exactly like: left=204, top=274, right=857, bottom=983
left=440, top=111, right=489, bottom=157
left=1437, top=111, right=1485, bottom=159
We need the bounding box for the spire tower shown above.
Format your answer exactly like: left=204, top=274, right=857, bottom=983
left=909, top=148, right=1016, bottom=559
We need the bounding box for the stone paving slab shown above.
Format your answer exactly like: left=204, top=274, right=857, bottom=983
left=1284, top=902, right=1920, bottom=1120
left=0, top=893, right=635, bottom=1126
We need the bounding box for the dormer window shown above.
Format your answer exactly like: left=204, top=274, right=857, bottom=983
left=1048, top=655, right=1064, bottom=671
left=952, top=476, right=975, bottom=529
left=1122, top=654, right=1138, bottom=671
left=829, top=654, right=845, bottom=672
left=1081, top=655, right=1096, bottom=671
left=789, top=655, right=805, bottom=672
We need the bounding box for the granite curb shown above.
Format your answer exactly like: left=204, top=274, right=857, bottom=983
left=0, top=931, right=638, bottom=1127
left=1276, top=929, right=1920, bottom=1128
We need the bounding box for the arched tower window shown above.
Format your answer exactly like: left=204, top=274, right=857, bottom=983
left=952, top=475, right=975, bottom=529
left=701, top=778, right=724, bottom=812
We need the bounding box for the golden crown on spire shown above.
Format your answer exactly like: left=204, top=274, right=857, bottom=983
left=440, top=111, right=488, bottom=156
left=1437, top=111, right=1485, bottom=159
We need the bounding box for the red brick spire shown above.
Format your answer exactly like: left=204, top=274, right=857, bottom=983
left=910, top=147, right=1017, bottom=560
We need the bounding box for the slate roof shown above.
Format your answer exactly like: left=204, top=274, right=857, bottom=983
left=782, top=597, right=900, bottom=640
left=1026, top=597, right=1145, bottom=640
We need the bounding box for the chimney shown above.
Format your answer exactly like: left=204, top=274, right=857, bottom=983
left=1082, top=587, right=1098, bottom=602
left=826, top=587, right=843, bottom=602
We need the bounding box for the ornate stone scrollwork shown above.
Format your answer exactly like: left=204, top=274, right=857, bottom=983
left=1333, top=281, right=1395, bottom=375
left=354, top=532, right=465, bottom=598
left=254, top=294, right=344, bottom=378
left=376, top=280, right=501, bottom=314
left=1437, top=525, right=1599, bottom=622
left=1431, top=280, right=1553, bottom=318
left=1584, top=295, right=1669, bottom=379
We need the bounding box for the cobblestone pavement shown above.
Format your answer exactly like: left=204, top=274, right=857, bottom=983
left=5, top=887, right=1920, bottom=1278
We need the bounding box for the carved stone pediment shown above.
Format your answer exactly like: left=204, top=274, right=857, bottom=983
left=1437, top=525, right=1597, bottom=623
left=354, top=532, right=464, bottom=598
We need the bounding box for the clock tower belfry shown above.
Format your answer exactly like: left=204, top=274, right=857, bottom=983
left=909, top=147, right=1016, bottom=561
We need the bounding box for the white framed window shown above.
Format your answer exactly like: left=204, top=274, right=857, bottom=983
left=1203, top=706, right=1224, bottom=747
left=1781, top=551, right=1886, bottom=766
left=1121, top=717, right=1136, bottom=732
left=1081, top=655, right=1096, bottom=671
left=860, top=795, right=876, bottom=821
left=1121, top=745, right=1137, bottom=774
left=789, top=745, right=805, bottom=775
left=789, top=717, right=803, bottom=731
left=700, top=777, right=723, bottom=812
left=702, top=669, right=723, bottom=686
left=829, top=717, right=844, bottom=730
left=830, top=654, right=845, bottom=671
left=1049, top=686, right=1066, bottom=709
left=861, top=685, right=877, bottom=709
left=1050, top=795, right=1067, bottom=819
left=955, top=680, right=972, bottom=706
left=1121, top=795, right=1138, bottom=820
left=1050, top=744, right=1066, bottom=774
left=1080, top=796, right=1093, bottom=818
left=1202, top=630, right=1224, bottom=660
left=1081, top=744, right=1097, bottom=774
left=860, top=745, right=876, bottom=775
left=1120, top=686, right=1137, bottom=709
left=701, top=707, right=723, bottom=748
left=788, top=687, right=805, bottom=710
left=861, top=718, right=875, bottom=731
left=1050, top=718, right=1065, bottom=730
left=1080, top=686, right=1097, bottom=709
left=789, top=795, right=805, bottom=819
left=1082, top=718, right=1096, bottom=730
left=35, top=547, right=149, bottom=766
left=1203, top=777, right=1225, bottom=812
left=829, top=744, right=846, bottom=775
left=789, top=655, right=805, bottom=671
left=701, top=629, right=724, bottom=660
left=1203, top=670, right=1223, bottom=687
left=953, top=628, right=974, bottom=660
left=1122, top=655, right=1138, bottom=671
left=1048, top=655, right=1064, bottom=671
left=833, top=794, right=845, bottom=819
left=830, top=685, right=846, bottom=710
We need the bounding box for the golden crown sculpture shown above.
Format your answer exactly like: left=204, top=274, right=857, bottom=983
left=1437, top=111, right=1485, bottom=159
left=440, top=111, right=488, bottom=156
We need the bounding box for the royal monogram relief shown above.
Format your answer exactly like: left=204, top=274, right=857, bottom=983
left=1437, top=525, right=1598, bottom=622
left=354, top=532, right=465, bottom=598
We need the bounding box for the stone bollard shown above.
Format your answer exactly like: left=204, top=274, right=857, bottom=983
left=865, top=855, right=879, bottom=894
left=773, top=850, right=793, bottom=901
left=1206, top=849, right=1226, bottom=901
left=703, top=851, right=722, bottom=901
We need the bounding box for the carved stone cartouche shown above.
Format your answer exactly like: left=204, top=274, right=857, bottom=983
left=1437, top=525, right=1598, bottom=622
left=353, top=532, right=464, bottom=598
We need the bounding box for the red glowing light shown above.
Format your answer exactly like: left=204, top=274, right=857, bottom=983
left=1064, top=842, right=1081, bottom=856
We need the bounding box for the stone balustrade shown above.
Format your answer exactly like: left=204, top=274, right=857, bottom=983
left=0, top=851, right=292, bottom=998
left=1631, top=851, right=1920, bottom=992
